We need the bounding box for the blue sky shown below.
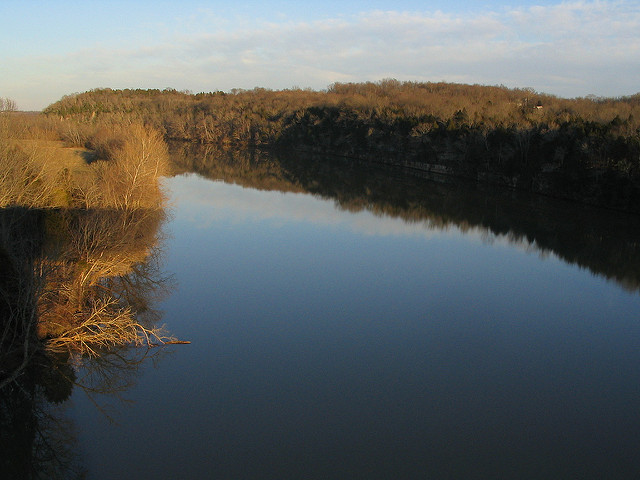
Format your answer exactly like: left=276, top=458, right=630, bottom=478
left=1, top=0, right=638, bottom=110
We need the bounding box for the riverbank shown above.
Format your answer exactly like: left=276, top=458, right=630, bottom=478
left=1, top=113, right=173, bottom=392
left=42, top=81, right=640, bottom=212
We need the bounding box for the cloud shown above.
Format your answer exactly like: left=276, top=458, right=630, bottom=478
left=168, top=173, right=559, bottom=258
left=135, top=1, right=640, bottom=94
left=4, top=1, right=639, bottom=109
left=171, top=174, right=448, bottom=239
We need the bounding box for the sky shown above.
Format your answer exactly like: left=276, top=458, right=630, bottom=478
left=1, top=0, right=638, bottom=110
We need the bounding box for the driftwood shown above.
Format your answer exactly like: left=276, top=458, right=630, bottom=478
left=149, top=340, right=191, bottom=347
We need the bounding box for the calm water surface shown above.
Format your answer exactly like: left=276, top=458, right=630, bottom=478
left=69, top=152, right=640, bottom=479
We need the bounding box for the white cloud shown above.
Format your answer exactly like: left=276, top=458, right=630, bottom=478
left=167, top=173, right=556, bottom=256
left=4, top=1, right=639, bottom=109
left=170, top=174, right=449, bottom=239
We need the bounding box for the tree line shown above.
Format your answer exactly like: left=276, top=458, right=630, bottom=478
left=42, top=81, right=640, bottom=210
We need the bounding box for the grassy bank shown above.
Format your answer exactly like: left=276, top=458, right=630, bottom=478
left=0, top=111, right=169, bottom=210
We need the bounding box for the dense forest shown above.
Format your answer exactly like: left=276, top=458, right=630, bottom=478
left=43, top=80, right=640, bottom=211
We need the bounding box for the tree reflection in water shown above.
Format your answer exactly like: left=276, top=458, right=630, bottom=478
left=0, top=205, right=174, bottom=479
left=171, top=143, right=640, bottom=292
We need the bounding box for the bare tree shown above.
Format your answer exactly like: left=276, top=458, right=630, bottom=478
left=0, top=97, right=17, bottom=113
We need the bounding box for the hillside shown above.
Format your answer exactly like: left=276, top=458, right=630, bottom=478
left=43, top=80, right=640, bottom=211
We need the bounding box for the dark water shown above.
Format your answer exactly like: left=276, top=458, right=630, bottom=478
left=7, top=149, right=640, bottom=479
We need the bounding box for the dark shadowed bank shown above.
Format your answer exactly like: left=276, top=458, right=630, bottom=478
left=43, top=80, right=640, bottom=212
left=0, top=206, right=172, bottom=479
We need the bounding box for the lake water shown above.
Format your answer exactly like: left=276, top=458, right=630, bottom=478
left=63, top=150, right=640, bottom=478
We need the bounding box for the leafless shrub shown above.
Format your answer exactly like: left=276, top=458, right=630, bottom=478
left=0, top=147, right=71, bottom=208
left=0, top=115, right=70, bottom=208
left=0, top=97, right=17, bottom=113
left=44, top=297, right=174, bottom=357
left=103, top=124, right=169, bottom=209
left=57, top=208, right=166, bottom=308
left=71, top=124, right=169, bottom=210
left=59, top=121, right=93, bottom=148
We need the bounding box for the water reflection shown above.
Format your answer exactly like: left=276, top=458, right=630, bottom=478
left=171, top=143, right=640, bottom=292
left=160, top=155, right=640, bottom=479
left=0, top=206, right=172, bottom=479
